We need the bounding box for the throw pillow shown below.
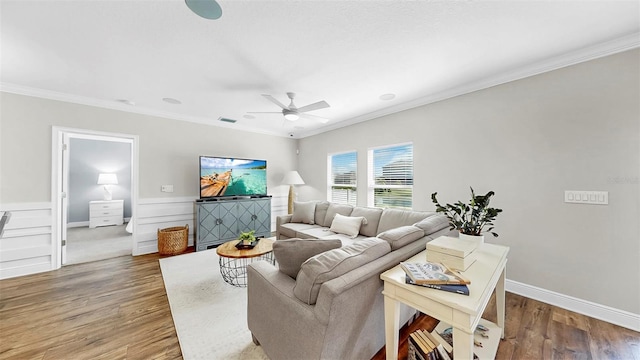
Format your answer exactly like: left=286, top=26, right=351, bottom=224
left=294, top=237, right=391, bottom=305
left=322, top=203, right=353, bottom=227
left=329, top=213, right=366, bottom=239
left=314, top=201, right=331, bottom=226
left=378, top=225, right=425, bottom=250
left=350, top=207, right=383, bottom=237
left=413, top=214, right=450, bottom=235
left=291, top=201, right=316, bottom=224
left=272, top=238, right=342, bottom=279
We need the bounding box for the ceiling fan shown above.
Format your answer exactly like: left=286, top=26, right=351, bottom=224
left=249, top=93, right=330, bottom=123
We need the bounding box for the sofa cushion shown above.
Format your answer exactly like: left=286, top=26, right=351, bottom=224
left=291, top=201, right=316, bottom=224
left=413, top=214, right=450, bottom=235
left=279, top=223, right=322, bottom=239
left=377, top=209, right=435, bottom=234
left=329, top=213, right=366, bottom=239
left=293, top=237, right=391, bottom=305
left=273, top=238, right=342, bottom=279
left=350, top=207, right=383, bottom=237
left=314, top=201, right=331, bottom=226
left=378, top=225, right=425, bottom=250
left=296, top=227, right=337, bottom=239
left=322, top=203, right=353, bottom=227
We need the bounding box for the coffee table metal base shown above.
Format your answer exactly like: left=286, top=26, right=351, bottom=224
left=219, top=252, right=275, bottom=287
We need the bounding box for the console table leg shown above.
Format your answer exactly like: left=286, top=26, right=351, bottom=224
left=497, top=266, right=506, bottom=339
left=383, top=296, right=400, bottom=360
left=453, top=327, right=474, bottom=360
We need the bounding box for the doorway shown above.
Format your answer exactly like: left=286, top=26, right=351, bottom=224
left=51, top=127, right=139, bottom=268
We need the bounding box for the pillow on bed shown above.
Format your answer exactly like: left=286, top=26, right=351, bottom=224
left=329, top=213, right=366, bottom=239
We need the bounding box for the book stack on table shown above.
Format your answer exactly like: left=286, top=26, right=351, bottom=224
left=400, top=261, right=471, bottom=295
left=426, top=236, right=479, bottom=271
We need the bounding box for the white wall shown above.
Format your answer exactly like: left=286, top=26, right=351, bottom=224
left=297, top=49, right=640, bottom=318
left=0, top=94, right=297, bottom=278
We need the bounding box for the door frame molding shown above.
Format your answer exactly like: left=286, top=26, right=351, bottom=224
left=51, top=126, right=139, bottom=269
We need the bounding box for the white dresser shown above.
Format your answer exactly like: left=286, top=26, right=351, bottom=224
left=89, top=200, right=124, bottom=228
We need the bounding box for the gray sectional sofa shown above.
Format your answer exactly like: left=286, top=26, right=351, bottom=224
left=247, top=201, right=455, bottom=360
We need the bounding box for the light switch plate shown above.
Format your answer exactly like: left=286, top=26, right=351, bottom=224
left=564, top=190, right=608, bottom=205
left=161, top=185, right=174, bottom=193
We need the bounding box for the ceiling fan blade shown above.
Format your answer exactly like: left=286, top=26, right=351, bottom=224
left=301, top=113, right=330, bottom=124
left=297, top=100, right=330, bottom=113
left=261, top=94, right=288, bottom=110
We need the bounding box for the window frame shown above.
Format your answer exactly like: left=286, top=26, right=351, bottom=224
left=367, top=142, right=413, bottom=210
left=327, top=150, right=358, bottom=206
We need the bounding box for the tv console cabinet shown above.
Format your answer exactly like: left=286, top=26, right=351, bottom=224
left=195, top=197, right=271, bottom=251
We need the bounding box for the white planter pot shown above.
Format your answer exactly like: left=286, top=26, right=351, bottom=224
left=459, top=232, right=484, bottom=245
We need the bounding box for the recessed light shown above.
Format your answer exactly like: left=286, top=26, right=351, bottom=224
left=163, top=97, right=182, bottom=104
left=379, top=93, right=396, bottom=101
left=117, top=99, right=135, bottom=106
left=243, top=114, right=256, bottom=119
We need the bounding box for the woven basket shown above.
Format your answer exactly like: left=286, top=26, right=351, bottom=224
left=157, top=224, right=189, bottom=255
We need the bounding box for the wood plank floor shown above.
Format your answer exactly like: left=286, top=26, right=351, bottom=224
left=1, top=252, right=638, bottom=360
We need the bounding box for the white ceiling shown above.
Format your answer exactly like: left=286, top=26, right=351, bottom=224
left=1, top=1, right=638, bottom=138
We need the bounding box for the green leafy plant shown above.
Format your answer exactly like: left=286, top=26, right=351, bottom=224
left=431, top=187, right=503, bottom=237
left=238, top=230, right=256, bottom=242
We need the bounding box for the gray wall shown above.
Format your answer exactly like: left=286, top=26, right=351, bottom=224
left=0, top=94, right=298, bottom=203
left=68, top=138, right=132, bottom=222
left=297, top=49, right=640, bottom=315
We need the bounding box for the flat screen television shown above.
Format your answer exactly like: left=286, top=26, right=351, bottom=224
left=199, top=156, right=267, bottom=199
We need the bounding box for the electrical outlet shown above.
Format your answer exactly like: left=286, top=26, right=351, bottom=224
left=161, top=185, right=174, bottom=193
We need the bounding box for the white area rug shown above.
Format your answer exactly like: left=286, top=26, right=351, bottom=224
left=159, top=250, right=269, bottom=360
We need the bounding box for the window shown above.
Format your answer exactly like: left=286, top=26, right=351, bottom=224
left=367, top=143, right=413, bottom=209
left=328, top=151, right=357, bottom=206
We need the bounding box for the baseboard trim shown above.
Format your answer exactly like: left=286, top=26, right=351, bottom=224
left=506, top=279, right=640, bottom=332
left=67, top=221, right=89, bottom=228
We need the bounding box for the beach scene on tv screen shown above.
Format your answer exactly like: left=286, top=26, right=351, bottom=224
left=200, top=157, right=267, bottom=197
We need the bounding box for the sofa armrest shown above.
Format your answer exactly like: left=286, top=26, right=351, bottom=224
left=276, top=214, right=293, bottom=239
left=247, top=260, right=326, bottom=360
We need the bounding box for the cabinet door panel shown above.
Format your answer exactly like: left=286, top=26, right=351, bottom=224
left=219, top=202, right=239, bottom=239
left=253, top=199, right=271, bottom=235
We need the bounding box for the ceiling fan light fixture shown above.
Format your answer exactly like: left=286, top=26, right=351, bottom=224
left=185, top=0, right=222, bottom=20
left=284, top=112, right=300, bottom=121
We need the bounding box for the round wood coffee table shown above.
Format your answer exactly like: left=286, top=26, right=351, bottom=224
left=216, top=238, right=275, bottom=287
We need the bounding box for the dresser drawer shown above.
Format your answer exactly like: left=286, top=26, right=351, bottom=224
left=90, top=215, right=124, bottom=228
left=90, top=202, right=123, bottom=212
left=90, top=208, right=122, bottom=217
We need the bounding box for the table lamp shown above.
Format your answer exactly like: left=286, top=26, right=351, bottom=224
left=282, top=171, right=305, bottom=214
left=97, top=173, right=118, bottom=201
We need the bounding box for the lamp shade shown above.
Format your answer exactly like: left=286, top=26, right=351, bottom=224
left=282, top=171, right=305, bottom=185
left=97, top=173, right=118, bottom=185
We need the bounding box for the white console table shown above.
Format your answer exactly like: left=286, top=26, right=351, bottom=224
left=381, top=243, right=509, bottom=360
left=89, top=200, right=124, bottom=228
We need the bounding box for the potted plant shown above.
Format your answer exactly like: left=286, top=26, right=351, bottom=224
left=238, top=230, right=256, bottom=245
left=431, top=187, right=502, bottom=244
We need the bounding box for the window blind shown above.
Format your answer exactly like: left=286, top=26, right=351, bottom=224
left=367, top=143, right=413, bottom=209
left=328, top=151, right=357, bottom=206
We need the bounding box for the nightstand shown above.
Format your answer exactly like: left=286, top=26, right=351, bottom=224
left=89, top=200, right=124, bottom=228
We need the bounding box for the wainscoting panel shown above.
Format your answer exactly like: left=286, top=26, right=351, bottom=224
left=0, top=203, right=54, bottom=280
left=134, top=196, right=285, bottom=255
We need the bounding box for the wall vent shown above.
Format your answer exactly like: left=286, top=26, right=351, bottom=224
left=218, top=117, right=237, bottom=123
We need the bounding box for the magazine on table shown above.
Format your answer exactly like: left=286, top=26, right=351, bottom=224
left=405, top=275, right=469, bottom=295
left=400, top=261, right=471, bottom=285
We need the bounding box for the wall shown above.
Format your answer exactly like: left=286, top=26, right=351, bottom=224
left=68, top=138, right=132, bottom=223
left=0, top=94, right=297, bottom=277
left=298, top=49, right=640, bottom=319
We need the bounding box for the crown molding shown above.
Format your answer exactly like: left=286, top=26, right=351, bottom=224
left=298, top=32, right=640, bottom=138
left=0, top=83, right=287, bottom=138
left=2, top=32, right=638, bottom=140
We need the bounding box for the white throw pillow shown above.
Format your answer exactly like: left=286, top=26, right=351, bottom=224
left=291, top=201, right=316, bottom=224
left=329, top=213, right=365, bottom=238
